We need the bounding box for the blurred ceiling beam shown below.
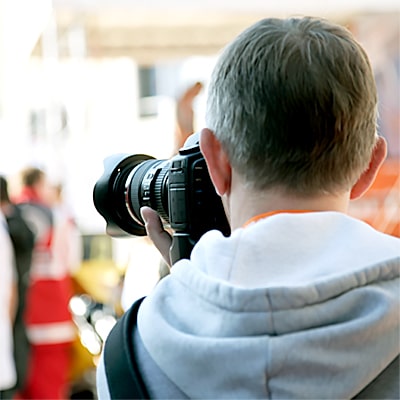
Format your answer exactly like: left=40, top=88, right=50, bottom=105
left=30, top=0, right=400, bottom=65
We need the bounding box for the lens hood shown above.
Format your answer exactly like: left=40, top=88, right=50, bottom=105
left=93, top=153, right=154, bottom=237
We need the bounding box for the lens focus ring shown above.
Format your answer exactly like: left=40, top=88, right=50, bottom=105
left=153, top=163, right=170, bottom=223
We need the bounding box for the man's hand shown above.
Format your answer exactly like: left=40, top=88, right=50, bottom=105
left=140, top=206, right=172, bottom=267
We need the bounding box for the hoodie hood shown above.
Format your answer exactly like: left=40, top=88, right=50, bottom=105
left=138, top=212, right=400, bottom=399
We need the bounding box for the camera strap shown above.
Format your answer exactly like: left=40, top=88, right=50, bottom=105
left=103, top=297, right=149, bottom=399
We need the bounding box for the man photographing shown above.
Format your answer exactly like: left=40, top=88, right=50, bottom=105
left=97, top=16, right=399, bottom=399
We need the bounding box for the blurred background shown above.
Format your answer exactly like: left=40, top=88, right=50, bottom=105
left=0, top=0, right=399, bottom=398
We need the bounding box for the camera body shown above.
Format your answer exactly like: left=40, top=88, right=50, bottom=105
left=93, top=134, right=230, bottom=262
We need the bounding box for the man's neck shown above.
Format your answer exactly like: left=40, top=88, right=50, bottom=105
left=227, top=182, right=350, bottom=230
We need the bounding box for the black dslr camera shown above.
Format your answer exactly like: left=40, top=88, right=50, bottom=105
left=93, top=133, right=230, bottom=263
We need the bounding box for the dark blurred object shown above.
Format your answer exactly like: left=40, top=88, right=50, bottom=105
left=0, top=175, right=35, bottom=397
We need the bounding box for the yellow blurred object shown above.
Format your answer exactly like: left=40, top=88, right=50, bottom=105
left=73, top=259, right=122, bottom=305
left=68, top=334, right=96, bottom=383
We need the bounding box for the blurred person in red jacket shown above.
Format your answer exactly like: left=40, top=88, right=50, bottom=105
left=14, top=167, right=77, bottom=400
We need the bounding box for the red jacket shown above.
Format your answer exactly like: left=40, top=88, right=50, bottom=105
left=16, top=187, right=76, bottom=345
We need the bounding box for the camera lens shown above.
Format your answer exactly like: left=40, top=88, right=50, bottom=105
left=126, top=159, right=170, bottom=227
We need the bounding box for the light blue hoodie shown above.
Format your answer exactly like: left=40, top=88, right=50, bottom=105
left=97, top=212, right=400, bottom=399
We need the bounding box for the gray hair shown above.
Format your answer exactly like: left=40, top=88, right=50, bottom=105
left=205, top=17, right=377, bottom=195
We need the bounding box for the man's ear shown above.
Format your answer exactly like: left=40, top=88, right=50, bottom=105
left=350, top=136, right=387, bottom=200
left=199, top=128, right=232, bottom=196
